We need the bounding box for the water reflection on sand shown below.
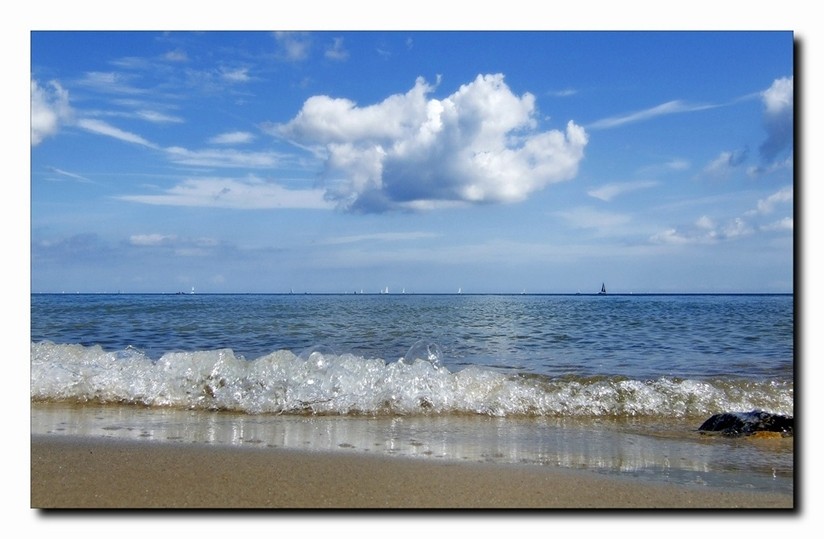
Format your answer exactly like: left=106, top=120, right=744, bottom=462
left=31, top=401, right=793, bottom=495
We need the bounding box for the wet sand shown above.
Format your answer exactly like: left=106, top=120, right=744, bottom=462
left=31, top=434, right=793, bottom=509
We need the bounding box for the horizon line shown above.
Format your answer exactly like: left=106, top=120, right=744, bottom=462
left=30, top=291, right=794, bottom=296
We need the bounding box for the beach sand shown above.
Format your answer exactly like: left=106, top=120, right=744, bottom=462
left=31, top=434, right=793, bottom=509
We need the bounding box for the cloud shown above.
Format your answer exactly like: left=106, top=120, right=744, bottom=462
left=276, top=74, right=588, bottom=212
left=118, top=176, right=333, bottom=210
left=649, top=228, right=698, bottom=245
left=220, top=67, right=251, bottom=83
left=60, top=111, right=281, bottom=169
left=32, top=233, right=111, bottom=261
left=750, top=185, right=793, bottom=215
left=135, top=110, right=184, bottom=123
left=701, top=149, right=749, bottom=177
left=650, top=215, right=751, bottom=245
left=758, top=76, right=793, bottom=162
left=665, top=159, right=690, bottom=171
left=78, top=71, right=145, bottom=94
left=652, top=182, right=793, bottom=245
left=325, top=37, right=349, bottom=61
left=274, top=32, right=312, bottom=62
left=76, top=118, right=158, bottom=148
left=164, top=146, right=283, bottom=168
left=649, top=215, right=735, bottom=245
left=636, top=158, right=690, bottom=177
left=761, top=217, right=793, bottom=232
left=208, top=131, right=255, bottom=145
left=45, top=166, right=92, bottom=183
left=588, top=100, right=718, bottom=130
left=129, top=233, right=178, bottom=246
left=587, top=180, right=658, bottom=202
left=163, top=49, right=188, bottom=62
left=321, top=231, right=440, bottom=245
left=31, top=79, right=72, bottom=146
left=128, top=233, right=225, bottom=257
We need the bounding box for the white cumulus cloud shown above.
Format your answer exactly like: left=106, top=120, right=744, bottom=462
left=31, top=79, right=72, bottom=146
left=276, top=74, right=588, bottom=212
left=759, top=76, right=793, bottom=162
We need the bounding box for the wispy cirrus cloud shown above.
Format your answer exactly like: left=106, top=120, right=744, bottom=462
left=135, top=110, right=184, bottom=123
left=587, top=180, right=658, bottom=202
left=588, top=100, right=718, bottom=130
left=321, top=231, right=440, bottom=245
left=76, top=118, right=158, bottom=148
left=45, top=166, right=93, bottom=183
left=163, top=146, right=284, bottom=168
left=77, top=71, right=146, bottom=95
left=129, top=233, right=179, bottom=246
left=69, top=114, right=286, bottom=170
left=208, top=131, right=255, bottom=145
left=548, top=88, right=577, bottom=97
left=118, top=176, right=333, bottom=210
left=128, top=233, right=226, bottom=257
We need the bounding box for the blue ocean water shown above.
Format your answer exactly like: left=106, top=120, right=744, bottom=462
left=30, top=293, right=795, bottom=495
left=31, top=293, right=793, bottom=418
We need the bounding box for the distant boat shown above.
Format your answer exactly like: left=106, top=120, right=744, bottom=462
left=598, top=283, right=607, bottom=295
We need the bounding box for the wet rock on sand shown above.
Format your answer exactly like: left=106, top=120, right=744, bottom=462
left=698, top=410, right=793, bottom=437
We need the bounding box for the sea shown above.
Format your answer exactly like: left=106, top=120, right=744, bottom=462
left=30, top=292, right=795, bottom=497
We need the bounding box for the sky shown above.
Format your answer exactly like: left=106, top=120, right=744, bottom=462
left=29, top=30, right=795, bottom=294
left=13, top=4, right=824, bottom=533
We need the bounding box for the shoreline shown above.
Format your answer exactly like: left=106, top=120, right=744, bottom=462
left=31, top=434, right=794, bottom=509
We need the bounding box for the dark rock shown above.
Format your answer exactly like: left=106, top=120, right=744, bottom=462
left=698, top=410, right=793, bottom=437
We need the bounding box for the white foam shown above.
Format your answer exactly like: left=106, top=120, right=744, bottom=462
left=30, top=341, right=794, bottom=417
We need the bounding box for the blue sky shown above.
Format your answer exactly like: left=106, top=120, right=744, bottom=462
left=30, top=30, right=794, bottom=294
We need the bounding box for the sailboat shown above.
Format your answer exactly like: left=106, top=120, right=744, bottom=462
left=598, top=283, right=607, bottom=295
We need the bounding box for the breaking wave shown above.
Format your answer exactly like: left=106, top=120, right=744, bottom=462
left=31, top=341, right=793, bottom=418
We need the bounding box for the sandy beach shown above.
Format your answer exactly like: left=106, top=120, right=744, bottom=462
left=31, top=434, right=793, bottom=509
